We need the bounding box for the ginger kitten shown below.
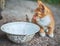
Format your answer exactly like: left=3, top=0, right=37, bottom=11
left=32, top=0, right=55, bottom=38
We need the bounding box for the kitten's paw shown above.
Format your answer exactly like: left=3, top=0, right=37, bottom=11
left=40, top=32, right=46, bottom=37
left=48, top=33, right=54, bottom=38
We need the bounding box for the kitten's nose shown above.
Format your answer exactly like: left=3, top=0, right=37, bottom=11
left=0, top=8, right=3, bottom=20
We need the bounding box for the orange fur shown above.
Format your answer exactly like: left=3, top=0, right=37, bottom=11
left=32, top=0, right=55, bottom=37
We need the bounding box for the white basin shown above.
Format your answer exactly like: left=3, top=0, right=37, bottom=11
left=1, top=22, right=40, bottom=43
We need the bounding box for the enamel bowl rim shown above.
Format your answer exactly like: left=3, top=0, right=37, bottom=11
left=1, top=22, right=40, bottom=35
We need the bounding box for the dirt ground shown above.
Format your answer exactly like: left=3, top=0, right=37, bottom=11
left=0, top=0, right=60, bottom=46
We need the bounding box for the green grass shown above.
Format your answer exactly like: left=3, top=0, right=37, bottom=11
left=42, top=0, right=60, bottom=5
left=32, top=0, right=60, bottom=5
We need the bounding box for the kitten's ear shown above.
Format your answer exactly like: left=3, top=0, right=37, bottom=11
left=37, top=0, right=45, bottom=13
left=37, top=0, right=44, bottom=7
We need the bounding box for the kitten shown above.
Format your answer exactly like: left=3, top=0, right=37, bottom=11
left=32, top=0, right=55, bottom=38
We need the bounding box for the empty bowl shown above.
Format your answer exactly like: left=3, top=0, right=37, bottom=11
left=1, top=22, right=40, bottom=43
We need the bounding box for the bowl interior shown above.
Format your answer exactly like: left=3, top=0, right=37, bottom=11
left=1, top=22, right=40, bottom=35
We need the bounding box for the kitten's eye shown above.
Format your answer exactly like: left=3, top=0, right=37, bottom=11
left=41, top=9, right=44, bottom=13
left=39, top=4, right=45, bottom=13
